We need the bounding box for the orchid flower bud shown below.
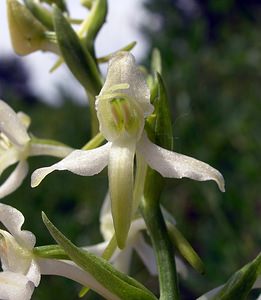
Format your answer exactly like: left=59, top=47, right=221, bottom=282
left=7, top=0, right=58, bottom=55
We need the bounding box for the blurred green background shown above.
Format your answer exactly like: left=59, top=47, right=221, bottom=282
left=0, top=0, right=260, bottom=299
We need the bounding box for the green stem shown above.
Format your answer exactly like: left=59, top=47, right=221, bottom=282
left=140, top=197, right=180, bottom=300
left=79, top=0, right=107, bottom=57
left=134, top=154, right=180, bottom=299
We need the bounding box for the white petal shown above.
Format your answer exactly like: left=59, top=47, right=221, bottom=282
left=129, top=218, right=147, bottom=236
left=17, top=112, right=31, bottom=130
left=0, top=271, right=34, bottom=300
left=100, top=207, right=115, bottom=242
left=98, top=52, right=153, bottom=116
left=38, top=258, right=121, bottom=300
left=0, top=232, right=39, bottom=285
left=0, top=203, right=36, bottom=249
left=108, top=141, right=135, bottom=248
left=0, top=148, right=20, bottom=176
left=0, top=160, right=29, bottom=199
left=26, top=259, right=41, bottom=287
left=0, top=100, right=30, bottom=146
left=137, top=134, right=225, bottom=192
left=133, top=234, right=157, bottom=275
left=175, top=256, right=188, bottom=279
left=31, top=143, right=111, bottom=187
left=111, top=247, right=133, bottom=274
left=0, top=231, right=32, bottom=274
left=100, top=192, right=111, bottom=223
left=30, top=143, right=73, bottom=158
left=83, top=241, right=109, bottom=257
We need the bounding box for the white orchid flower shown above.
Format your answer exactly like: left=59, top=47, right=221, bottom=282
left=31, top=52, right=225, bottom=248
left=0, top=203, right=141, bottom=300
left=0, top=100, right=73, bottom=198
left=85, top=194, right=187, bottom=277
left=0, top=203, right=40, bottom=300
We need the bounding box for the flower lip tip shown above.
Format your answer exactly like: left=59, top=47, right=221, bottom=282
left=31, top=173, right=43, bottom=188
left=115, top=233, right=127, bottom=250
left=217, top=176, right=225, bottom=193
left=30, top=176, right=39, bottom=188
left=31, top=167, right=50, bottom=188
left=117, top=240, right=126, bottom=250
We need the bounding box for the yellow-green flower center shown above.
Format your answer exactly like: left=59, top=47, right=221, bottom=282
left=110, top=97, right=140, bottom=135
left=97, top=84, right=144, bottom=143
left=0, top=133, right=12, bottom=151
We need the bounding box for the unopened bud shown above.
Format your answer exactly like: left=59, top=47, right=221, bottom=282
left=7, top=0, right=58, bottom=55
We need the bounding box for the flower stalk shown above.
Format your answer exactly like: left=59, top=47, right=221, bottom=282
left=140, top=170, right=180, bottom=300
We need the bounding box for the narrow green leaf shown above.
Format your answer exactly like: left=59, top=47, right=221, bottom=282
left=167, top=223, right=205, bottom=274
left=214, top=252, right=261, bottom=300
left=151, top=48, right=162, bottom=75
left=53, top=6, right=102, bottom=96
left=42, top=212, right=158, bottom=300
left=78, top=234, right=117, bottom=298
left=154, top=73, right=174, bottom=151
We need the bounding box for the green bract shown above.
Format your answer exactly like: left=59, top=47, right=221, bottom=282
left=53, top=6, right=102, bottom=96
left=198, top=253, right=261, bottom=300
left=42, top=212, right=158, bottom=300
